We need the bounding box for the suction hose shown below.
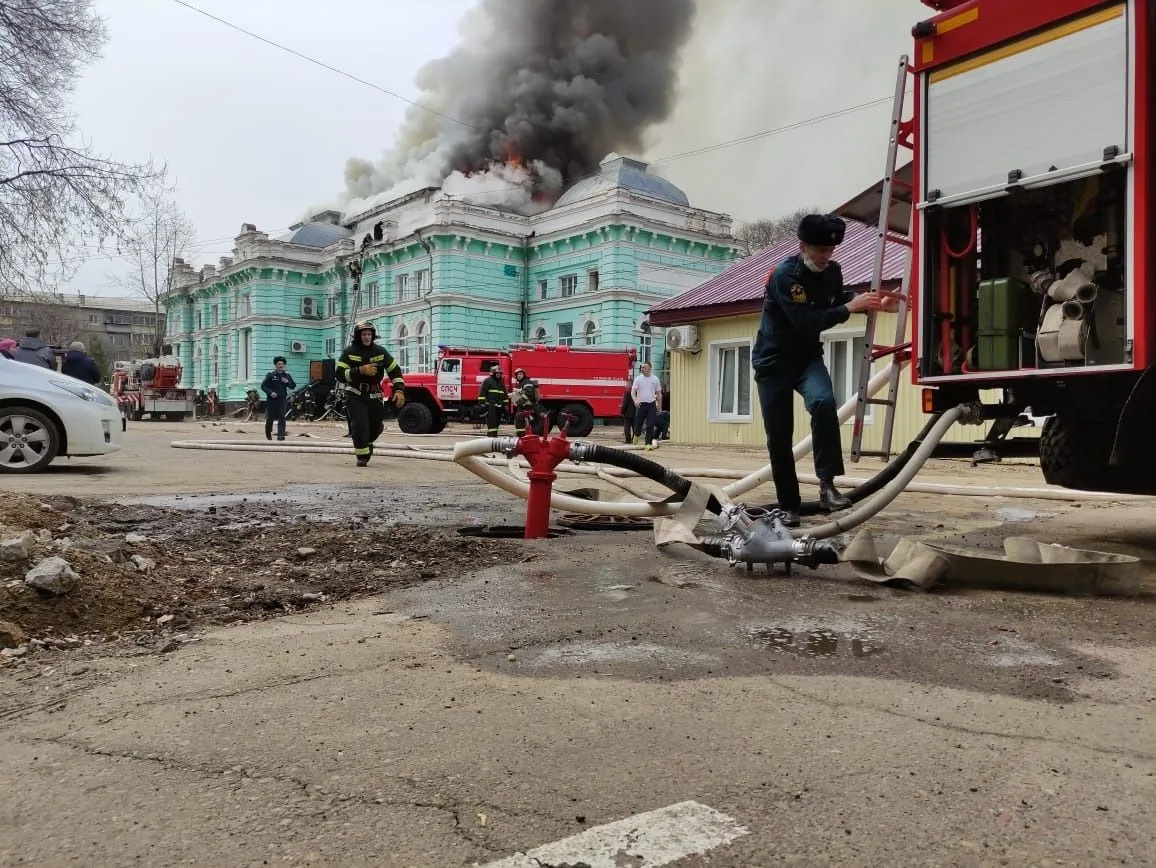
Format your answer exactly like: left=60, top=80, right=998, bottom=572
left=752, top=412, right=945, bottom=515
left=798, top=404, right=971, bottom=539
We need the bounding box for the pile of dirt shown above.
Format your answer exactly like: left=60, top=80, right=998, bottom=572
left=0, top=492, right=531, bottom=649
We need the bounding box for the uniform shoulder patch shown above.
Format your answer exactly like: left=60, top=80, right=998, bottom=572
left=789, top=283, right=807, bottom=304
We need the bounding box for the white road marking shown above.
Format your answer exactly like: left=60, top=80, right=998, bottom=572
left=478, top=800, right=749, bottom=868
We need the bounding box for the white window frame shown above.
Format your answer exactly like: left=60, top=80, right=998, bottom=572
left=324, top=337, right=337, bottom=357
left=583, top=320, right=597, bottom=346
left=415, top=269, right=430, bottom=293
left=822, top=328, right=873, bottom=426
left=586, top=269, right=599, bottom=293
left=557, top=321, right=574, bottom=346
left=708, top=339, right=753, bottom=423
left=538, top=279, right=548, bottom=300
left=559, top=274, right=578, bottom=298
left=396, top=274, right=409, bottom=302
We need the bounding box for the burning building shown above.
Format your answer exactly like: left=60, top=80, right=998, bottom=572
left=162, top=154, right=740, bottom=405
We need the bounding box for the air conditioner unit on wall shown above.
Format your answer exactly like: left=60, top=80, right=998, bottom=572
left=301, top=297, right=318, bottom=319
left=665, top=325, right=699, bottom=353
left=289, top=340, right=307, bottom=354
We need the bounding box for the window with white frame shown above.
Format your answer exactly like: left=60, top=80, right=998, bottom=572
left=583, top=321, right=597, bottom=345
left=397, top=324, right=410, bottom=370
left=211, top=304, right=219, bottom=326
left=823, top=333, right=872, bottom=424
left=538, top=279, right=548, bottom=300
left=710, top=340, right=753, bottom=421
left=375, top=280, right=388, bottom=307
left=355, top=285, right=369, bottom=312
left=533, top=326, right=548, bottom=344
left=364, top=281, right=377, bottom=308
left=557, top=322, right=574, bottom=346
left=396, top=274, right=409, bottom=302
left=559, top=274, right=577, bottom=297
left=240, top=293, right=252, bottom=317
left=211, top=344, right=220, bottom=384
left=328, top=295, right=339, bottom=318
left=637, top=319, right=652, bottom=365
left=239, top=329, right=252, bottom=381
left=416, top=321, right=430, bottom=370
left=415, top=269, right=430, bottom=293
left=324, top=337, right=337, bottom=356
left=587, top=269, right=599, bottom=293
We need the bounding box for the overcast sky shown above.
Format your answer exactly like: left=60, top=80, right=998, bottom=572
left=63, top=0, right=927, bottom=296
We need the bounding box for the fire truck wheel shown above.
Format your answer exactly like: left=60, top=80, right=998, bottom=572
left=396, top=401, right=434, bottom=435
left=429, top=415, right=448, bottom=434
left=0, top=406, right=61, bottom=474
left=558, top=403, right=594, bottom=437
left=1039, top=415, right=1116, bottom=492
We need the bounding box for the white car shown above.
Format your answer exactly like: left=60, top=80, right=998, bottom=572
left=0, top=356, right=124, bottom=474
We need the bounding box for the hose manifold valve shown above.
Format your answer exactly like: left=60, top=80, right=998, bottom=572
left=705, top=506, right=841, bottom=574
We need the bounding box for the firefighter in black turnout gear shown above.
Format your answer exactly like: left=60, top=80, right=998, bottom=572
left=336, top=321, right=405, bottom=467
left=480, top=364, right=508, bottom=437
left=511, top=367, right=541, bottom=436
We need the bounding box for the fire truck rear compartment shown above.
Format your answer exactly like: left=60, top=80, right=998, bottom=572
left=920, top=171, right=1130, bottom=378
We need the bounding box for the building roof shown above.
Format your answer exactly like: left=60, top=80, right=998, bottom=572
left=647, top=218, right=907, bottom=325
left=2, top=292, right=157, bottom=314
left=284, top=221, right=353, bottom=248
left=554, top=154, right=691, bottom=209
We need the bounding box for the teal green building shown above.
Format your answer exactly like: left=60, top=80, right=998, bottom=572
left=163, top=155, right=740, bottom=404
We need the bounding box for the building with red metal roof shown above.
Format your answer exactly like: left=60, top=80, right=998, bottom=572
left=648, top=218, right=907, bottom=327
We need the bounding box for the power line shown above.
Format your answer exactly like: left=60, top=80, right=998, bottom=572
left=169, top=0, right=473, bottom=131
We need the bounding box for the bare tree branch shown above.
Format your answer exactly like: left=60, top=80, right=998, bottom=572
left=0, top=0, right=162, bottom=294
left=109, top=188, right=197, bottom=355
left=734, top=206, right=822, bottom=256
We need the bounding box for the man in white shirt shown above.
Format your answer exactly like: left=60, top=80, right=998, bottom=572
left=630, top=362, right=663, bottom=447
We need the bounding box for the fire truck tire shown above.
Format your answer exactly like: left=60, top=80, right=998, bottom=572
left=1039, top=415, right=1117, bottom=492
left=429, top=415, right=448, bottom=434
left=557, top=403, right=594, bottom=437
left=0, top=406, right=61, bottom=474
left=397, top=401, right=434, bottom=435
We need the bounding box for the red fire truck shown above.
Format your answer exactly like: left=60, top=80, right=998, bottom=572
left=895, top=0, right=1154, bottom=493
left=110, top=355, right=197, bottom=421
left=396, top=343, right=637, bottom=437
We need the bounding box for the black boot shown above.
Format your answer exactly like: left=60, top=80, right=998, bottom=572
left=819, top=480, right=851, bottom=512
left=779, top=509, right=801, bottom=528
left=356, top=456, right=369, bottom=467
left=265, top=430, right=272, bottom=441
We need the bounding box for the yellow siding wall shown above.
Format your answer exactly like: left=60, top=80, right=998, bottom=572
left=667, top=313, right=1026, bottom=452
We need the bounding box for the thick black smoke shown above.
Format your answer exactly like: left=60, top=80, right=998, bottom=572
left=342, top=0, right=696, bottom=211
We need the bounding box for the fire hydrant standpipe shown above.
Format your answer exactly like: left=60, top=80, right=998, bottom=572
left=516, top=428, right=575, bottom=538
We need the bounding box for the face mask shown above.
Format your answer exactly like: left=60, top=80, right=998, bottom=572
left=803, top=253, right=827, bottom=273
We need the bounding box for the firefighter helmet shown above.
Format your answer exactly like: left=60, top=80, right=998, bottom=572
left=351, top=320, right=377, bottom=342
left=513, top=367, right=526, bottom=378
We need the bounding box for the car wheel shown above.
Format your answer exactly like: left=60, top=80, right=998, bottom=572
left=0, top=406, right=61, bottom=474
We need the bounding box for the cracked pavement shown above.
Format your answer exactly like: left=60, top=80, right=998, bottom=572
left=2, top=425, right=1155, bottom=865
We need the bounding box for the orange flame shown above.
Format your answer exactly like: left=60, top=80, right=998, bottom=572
left=501, top=140, right=525, bottom=170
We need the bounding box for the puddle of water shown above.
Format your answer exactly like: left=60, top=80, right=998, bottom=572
left=525, top=640, right=718, bottom=669
left=745, top=616, right=888, bottom=659
left=596, top=583, right=637, bottom=602
left=749, top=626, right=886, bottom=658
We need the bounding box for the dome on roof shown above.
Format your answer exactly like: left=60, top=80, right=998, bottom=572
left=553, top=154, right=690, bottom=209
left=286, top=221, right=353, bottom=248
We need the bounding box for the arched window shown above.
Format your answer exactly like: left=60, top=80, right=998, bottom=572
left=637, top=319, right=652, bottom=366
left=416, top=321, right=430, bottom=370
left=583, top=320, right=597, bottom=346
left=533, top=327, right=548, bottom=344
left=397, top=324, right=410, bottom=371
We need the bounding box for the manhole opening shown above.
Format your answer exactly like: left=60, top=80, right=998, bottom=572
left=457, top=525, right=572, bottom=540
left=557, top=513, right=654, bottom=532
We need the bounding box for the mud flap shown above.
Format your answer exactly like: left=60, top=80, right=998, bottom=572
left=1109, top=363, right=1156, bottom=468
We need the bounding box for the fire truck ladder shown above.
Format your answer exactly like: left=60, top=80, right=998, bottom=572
left=850, top=55, right=916, bottom=463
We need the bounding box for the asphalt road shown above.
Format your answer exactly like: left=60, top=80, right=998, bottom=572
left=2, top=423, right=1154, bottom=866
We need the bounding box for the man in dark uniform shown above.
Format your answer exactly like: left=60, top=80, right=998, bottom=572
left=480, top=364, right=508, bottom=437
left=261, top=355, right=296, bottom=441
left=335, top=320, right=405, bottom=467
left=752, top=213, right=889, bottom=527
